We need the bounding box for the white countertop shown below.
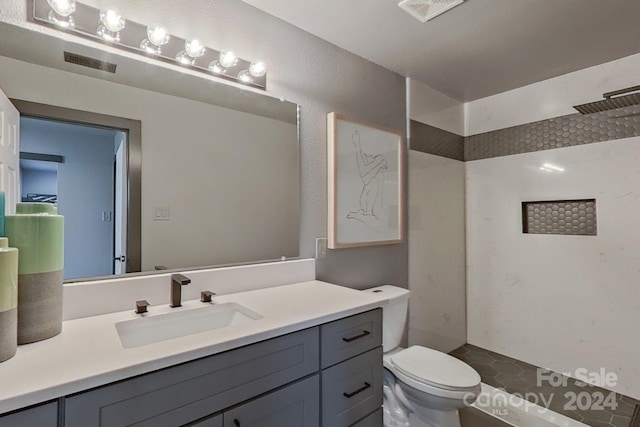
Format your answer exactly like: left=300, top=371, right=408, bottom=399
left=0, top=280, right=386, bottom=413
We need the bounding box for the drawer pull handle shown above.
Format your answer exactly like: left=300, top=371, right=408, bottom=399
left=233, top=419, right=240, bottom=427
left=342, top=330, right=370, bottom=342
left=343, top=382, right=371, bottom=398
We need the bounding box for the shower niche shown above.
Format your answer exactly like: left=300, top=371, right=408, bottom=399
left=522, top=199, right=597, bottom=236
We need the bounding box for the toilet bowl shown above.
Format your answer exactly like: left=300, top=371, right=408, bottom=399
left=364, top=285, right=481, bottom=427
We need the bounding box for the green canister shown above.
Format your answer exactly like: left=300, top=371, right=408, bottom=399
left=5, top=203, right=64, bottom=344
left=0, top=237, right=18, bottom=362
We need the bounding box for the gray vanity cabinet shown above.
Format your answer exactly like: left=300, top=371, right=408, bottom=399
left=187, top=414, right=223, bottom=427
left=0, top=308, right=383, bottom=427
left=0, top=401, right=58, bottom=427
left=320, top=309, right=383, bottom=427
left=222, top=375, right=320, bottom=427
left=65, top=327, right=319, bottom=427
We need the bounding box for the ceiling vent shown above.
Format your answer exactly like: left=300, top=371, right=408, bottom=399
left=398, top=0, right=464, bottom=22
left=64, top=51, right=117, bottom=73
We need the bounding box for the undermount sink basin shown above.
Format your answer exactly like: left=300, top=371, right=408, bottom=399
left=116, top=303, right=263, bottom=348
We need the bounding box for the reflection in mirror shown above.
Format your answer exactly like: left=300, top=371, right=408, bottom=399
left=0, top=22, right=300, bottom=282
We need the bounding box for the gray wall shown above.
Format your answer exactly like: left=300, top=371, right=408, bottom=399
left=20, top=118, right=117, bottom=279
left=1, top=0, right=408, bottom=288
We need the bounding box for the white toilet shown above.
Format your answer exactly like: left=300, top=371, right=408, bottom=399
left=364, top=285, right=481, bottom=427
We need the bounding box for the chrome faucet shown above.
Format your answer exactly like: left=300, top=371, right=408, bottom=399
left=170, top=274, right=191, bottom=307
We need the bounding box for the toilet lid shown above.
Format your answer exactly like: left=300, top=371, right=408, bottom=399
left=389, top=346, right=481, bottom=391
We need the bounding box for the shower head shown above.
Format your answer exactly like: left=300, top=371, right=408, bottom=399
left=573, top=85, right=640, bottom=115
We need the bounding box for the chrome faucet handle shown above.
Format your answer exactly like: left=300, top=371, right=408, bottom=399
left=135, top=300, right=150, bottom=314
left=200, top=291, right=216, bottom=303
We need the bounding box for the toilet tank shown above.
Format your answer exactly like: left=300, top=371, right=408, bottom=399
left=363, top=285, right=409, bottom=352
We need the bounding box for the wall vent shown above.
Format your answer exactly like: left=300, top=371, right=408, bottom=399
left=64, top=51, right=117, bottom=73
left=398, top=0, right=464, bottom=22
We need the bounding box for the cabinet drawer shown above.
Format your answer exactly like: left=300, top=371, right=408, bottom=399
left=0, top=401, right=57, bottom=427
left=321, top=309, right=382, bottom=368
left=188, top=413, right=222, bottom=427
left=352, top=408, right=382, bottom=426
left=65, top=327, right=319, bottom=427
left=321, top=347, right=383, bottom=427
left=223, top=375, right=319, bottom=427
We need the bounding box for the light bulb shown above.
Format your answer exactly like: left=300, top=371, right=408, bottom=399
left=249, top=61, right=266, bottom=78
left=219, top=50, right=238, bottom=68
left=140, top=39, right=160, bottom=54
left=238, top=70, right=253, bottom=83
left=100, top=9, right=125, bottom=32
left=175, top=51, right=194, bottom=65
left=147, top=26, right=170, bottom=46
left=185, top=39, right=205, bottom=58
left=208, top=61, right=224, bottom=74
left=97, top=25, right=120, bottom=42
left=47, top=0, right=75, bottom=16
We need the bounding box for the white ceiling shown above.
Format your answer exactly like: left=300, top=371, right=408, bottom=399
left=241, top=0, right=640, bottom=101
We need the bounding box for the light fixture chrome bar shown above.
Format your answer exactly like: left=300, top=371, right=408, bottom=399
left=31, top=0, right=267, bottom=90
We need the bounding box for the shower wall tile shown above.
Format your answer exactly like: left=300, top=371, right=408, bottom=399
left=408, top=151, right=466, bottom=353
left=466, top=136, right=640, bottom=401
left=465, top=105, right=640, bottom=160
left=410, top=120, right=464, bottom=161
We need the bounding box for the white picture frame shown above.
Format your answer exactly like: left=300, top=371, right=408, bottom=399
left=327, top=112, right=404, bottom=249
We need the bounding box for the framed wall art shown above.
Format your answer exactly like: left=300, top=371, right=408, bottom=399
left=327, top=112, right=404, bottom=249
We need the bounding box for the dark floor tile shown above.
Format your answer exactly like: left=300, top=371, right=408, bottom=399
left=584, top=421, right=616, bottom=427
left=466, top=351, right=497, bottom=364
left=474, top=363, right=500, bottom=379
left=611, top=415, right=633, bottom=427
left=460, top=407, right=512, bottom=427
left=450, top=344, right=634, bottom=427
left=450, top=345, right=469, bottom=357
left=495, top=372, right=534, bottom=394
left=491, top=360, right=525, bottom=375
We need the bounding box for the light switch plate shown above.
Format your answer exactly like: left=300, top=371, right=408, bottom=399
left=316, top=238, right=327, bottom=259
left=153, top=206, right=170, bottom=221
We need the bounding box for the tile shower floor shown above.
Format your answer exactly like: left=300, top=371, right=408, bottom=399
left=450, top=344, right=640, bottom=427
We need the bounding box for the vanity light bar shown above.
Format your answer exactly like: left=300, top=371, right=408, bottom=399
left=32, top=0, right=267, bottom=90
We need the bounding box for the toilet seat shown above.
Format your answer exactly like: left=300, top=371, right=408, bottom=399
left=385, top=346, right=481, bottom=399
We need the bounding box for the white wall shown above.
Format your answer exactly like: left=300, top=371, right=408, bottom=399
left=408, top=79, right=466, bottom=352
left=410, top=79, right=465, bottom=136
left=21, top=118, right=116, bottom=279
left=408, top=151, right=466, bottom=352
left=466, top=137, right=640, bottom=399
left=465, top=51, right=640, bottom=135
left=0, top=0, right=408, bottom=289
left=465, top=54, right=640, bottom=399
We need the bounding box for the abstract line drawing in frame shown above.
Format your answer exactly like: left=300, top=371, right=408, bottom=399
left=327, top=112, right=404, bottom=249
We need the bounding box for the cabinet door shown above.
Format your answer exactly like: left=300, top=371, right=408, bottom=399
left=0, top=401, right=57, bottom=427
left=65, top=327, right=319, bottom=427
left=223, top=375, right=319, bottom=427
left=321, top=347, right=383, bottom=427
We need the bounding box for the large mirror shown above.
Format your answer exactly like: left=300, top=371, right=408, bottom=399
left=0, top=22, right=300, bottom=282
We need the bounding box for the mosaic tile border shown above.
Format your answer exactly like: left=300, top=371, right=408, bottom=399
left=522, top=199, right=597, bottom=236
left=409, top=120, right=464, bottom=161
left=465, top=105, right=640, bottom=161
